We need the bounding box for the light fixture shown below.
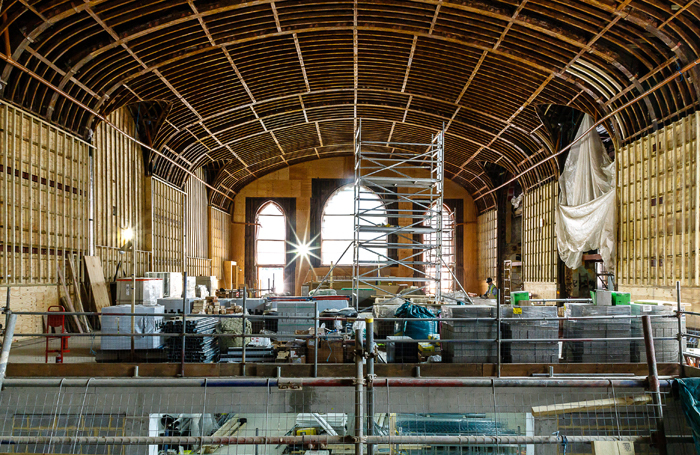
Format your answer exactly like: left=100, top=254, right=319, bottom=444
left=122, top=227, right=134, bottom=242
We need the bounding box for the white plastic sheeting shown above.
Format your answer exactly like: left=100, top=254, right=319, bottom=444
left=556, top=115, right=616, bottom=270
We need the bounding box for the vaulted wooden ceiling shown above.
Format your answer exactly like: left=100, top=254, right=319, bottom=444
left=2, top=0, right=699, bottom=212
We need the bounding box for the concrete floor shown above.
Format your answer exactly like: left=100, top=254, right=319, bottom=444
left=10, top=334, right=100, bottom=363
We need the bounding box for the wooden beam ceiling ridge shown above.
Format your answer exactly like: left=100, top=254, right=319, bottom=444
left=457, top=4, right=632, bottom=181
left=4, top=0, right=676, bottom=98
left=659, top=0, right=699, bottom=29
left=268, top=130, right=288, bottom=164
left=604, top=56, right=679, bottom=106
left=454, top=50, right=487, bottom=105
left=315, top=121, right=324, bottom=146
left=428, top=2, right=442, bottom=35
left=0, top=50, right=233, bottom=199
left=299, top=94, right=309, bottom=122
left=560, top=0, right=633, bottom=77
left=401, top=36, right=418, bottom=93
left=225, top=144, right=250, bottom=168
left=23, top=45, right=100, bottom=98
left=475, top=55, right=700, bottom=200
left=196, top=112, right=524, bottom=174
left=492, top=0, right=529, bottom=51
left=270, top=1, right=282, bottom=33
left=189, top=0, right=216, bottom=46
left=293, top=32, right=311, bottom=92
left=15, top=0, right=47, bottom=21
left=222, top=47, right=256, bottom=103
left=82, top=4, right=207, bottom=126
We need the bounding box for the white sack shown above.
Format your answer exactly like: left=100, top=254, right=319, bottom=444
left=556, top=114, right=616, bottom=270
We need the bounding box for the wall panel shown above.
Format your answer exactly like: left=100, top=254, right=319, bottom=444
left=209, top=206, right=231, bottom=281
left=185, top=168, right=211, bottom=276
left=522, top=181, right=558, bottom=288
left=93, top=108, right=150, bottom=279
left=151, top=177, right=185, bottom=272
left=618, top=111, right=699, bottom=290
left=477, top=209, right=497, bottom=283
left=0, top=101, right=90, bottom=285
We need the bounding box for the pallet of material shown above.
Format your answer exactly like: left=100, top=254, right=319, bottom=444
left=563, top=304, right=632, bottom=363
left=630, top=303, right=685, bottom=363
left=442, top=306, right=498, bottom=363
left=531, top=395, right=651, bottom=417
left=162, top=317, right=220, bottom=362
left=502, top=305, right=559, bottom=364
left=220, top=347, right=276, bottom=363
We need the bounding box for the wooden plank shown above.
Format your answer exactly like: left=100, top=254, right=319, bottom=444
left=83, top=256, right=112, bottom=312
left=56, top=266, right=84, bottom=333
left=531, top=394, right=652, bottom=417
left=66, top=256, right=91, bottom=332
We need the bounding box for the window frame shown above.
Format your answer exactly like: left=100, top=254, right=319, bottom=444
left=320, top=184, right=388, bottom=266
left=255, top=201, right=286, bottom=292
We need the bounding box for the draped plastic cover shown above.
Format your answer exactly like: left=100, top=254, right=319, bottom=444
left=677, top=378, right=700, bottom=453
left=556, top=115, right=616, bottom=270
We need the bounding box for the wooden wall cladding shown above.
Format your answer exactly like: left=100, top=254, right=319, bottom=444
left=477, top=209, right=497, bottom=282
left=522, top=181, right=558, bottom=284
left=94, top=107, right=151, bottom=279
left=0, top=101, right=90, bottom=284
left=209, top=206, right=231, bottom=281
left=185, top=168, right=211, bottom=276
left=151, top=177, right=185, bottom=273
left=618, top=112, right=699, bottom=288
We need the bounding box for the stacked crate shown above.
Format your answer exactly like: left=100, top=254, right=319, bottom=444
left=630, top=303, right=685, bottom=363
left=564, top=304, right=631, bottom=363
left=442, top=306, right=498, bottom=363
left=502, top=306, right=559, bottom=363
left=276, top=301, right=317, bottom=334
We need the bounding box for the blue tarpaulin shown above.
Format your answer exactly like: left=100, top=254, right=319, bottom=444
left=676, top=378, right=700, bottom=453
left=395, top=302, right=437, bottom=339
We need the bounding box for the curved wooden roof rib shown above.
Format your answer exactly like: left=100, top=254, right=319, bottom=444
left=2, top=0, right=699, bottom=213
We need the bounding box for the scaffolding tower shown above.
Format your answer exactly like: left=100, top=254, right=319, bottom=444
left=352, top=119, right=446, bottom=305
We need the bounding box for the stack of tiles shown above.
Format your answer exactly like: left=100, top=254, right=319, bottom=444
left=564, top=304, right=631, bottom=363
left=502, top=305, right=559, bottom=363
left=162, top=317, right=219, bottom=363
left=276, top=301, right=317, bottom=334
left=101, top=304, right=164, bottom=350
left=442, top=306, right=498, bottom=363
left=630, top=303, right=685, bottom=363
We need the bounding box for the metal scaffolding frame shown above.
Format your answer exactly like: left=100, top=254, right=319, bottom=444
left=352, top=119, right=446, bottom=304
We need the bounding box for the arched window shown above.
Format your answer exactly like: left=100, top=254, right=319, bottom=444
left=256, top=202, right=286, bottom=293
left=321, top=184, right=388, bottom=265
left=425, top=203, right=456, bottom=293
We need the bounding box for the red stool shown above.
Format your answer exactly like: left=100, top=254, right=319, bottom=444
left=45, top=305, right=70, bottom=363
